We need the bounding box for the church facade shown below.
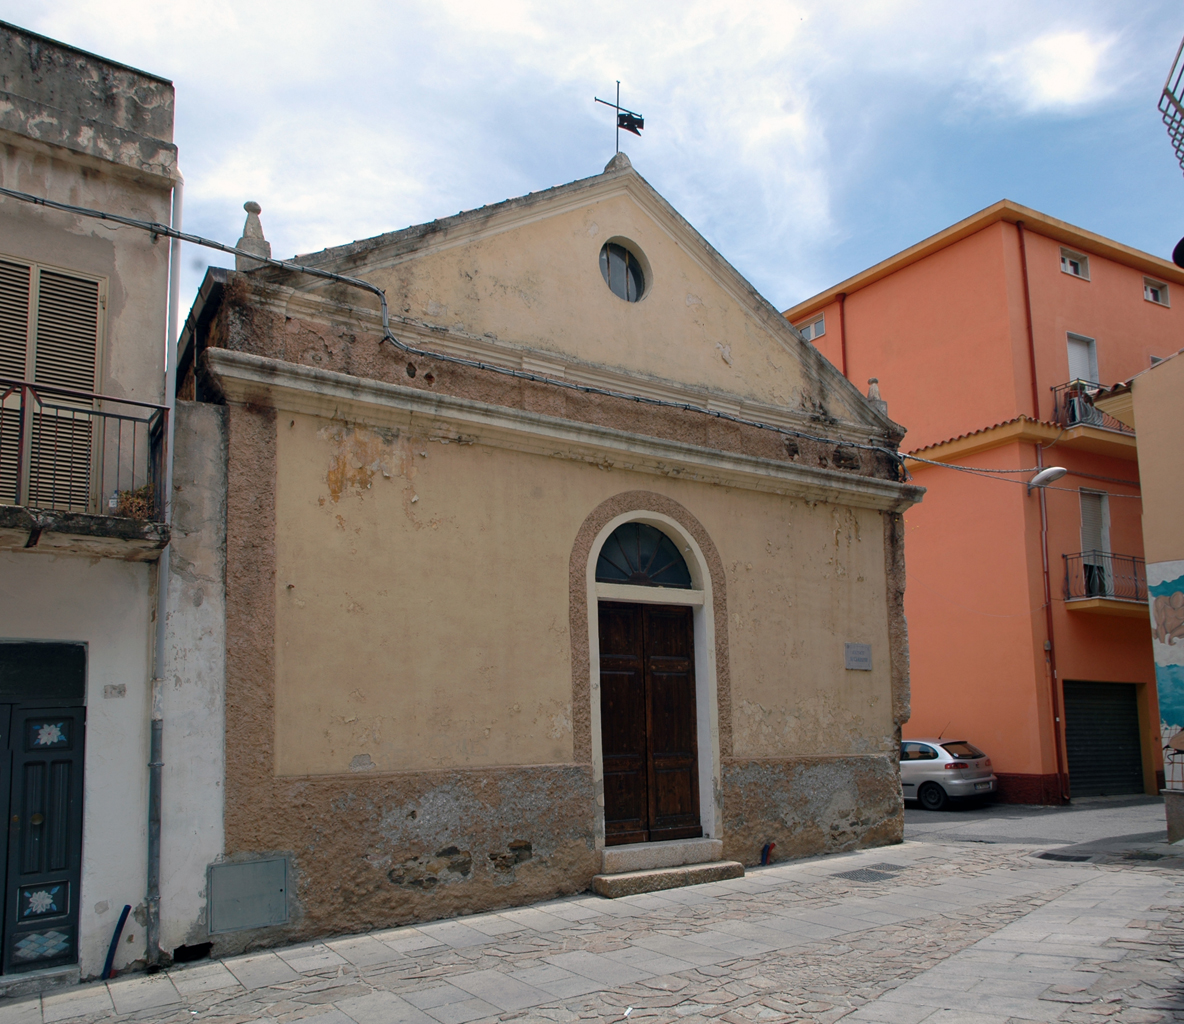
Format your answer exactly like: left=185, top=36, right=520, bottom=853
left=173, top=154, right=921, bottom=951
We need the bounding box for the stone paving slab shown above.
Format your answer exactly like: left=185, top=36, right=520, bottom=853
left=4, top=841, right=1184, bottom=1024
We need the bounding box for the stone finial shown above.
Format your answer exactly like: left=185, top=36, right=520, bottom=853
left=603, top=152, right=633, bottom=174
left=235, top=201, right=272, bottom=271
left=867, top=377, right=889, bottom=416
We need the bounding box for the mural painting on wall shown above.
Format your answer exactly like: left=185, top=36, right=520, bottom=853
left=1151, top=560, right=1184, bottom=790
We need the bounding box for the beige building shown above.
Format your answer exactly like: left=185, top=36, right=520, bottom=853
left=176, top=153, right=922, bottom=949
left=1096, top=351, right=1184, bottom=834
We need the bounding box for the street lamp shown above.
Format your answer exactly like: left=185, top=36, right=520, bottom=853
left=1027, top=466, right=1067, bottom=494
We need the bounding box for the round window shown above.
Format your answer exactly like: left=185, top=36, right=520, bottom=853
left=599, top=241, right=645, bottom=302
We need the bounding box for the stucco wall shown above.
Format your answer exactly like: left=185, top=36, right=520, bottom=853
left=0, top=551, right=153, bottom=978
left=160, top=401, right=228, bottom=952
left=272, top=410, right=896, bottom=776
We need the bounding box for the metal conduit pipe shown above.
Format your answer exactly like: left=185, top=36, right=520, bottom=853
left=147, top=176, right=183, bottom=970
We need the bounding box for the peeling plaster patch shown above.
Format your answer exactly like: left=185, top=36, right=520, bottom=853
left=715, top=342, right=733, bottom=366
left=488, top=840, right=532, bottom=874
left=349, top=754, right=376, bottom=772
left=319, top=422, right=399, bottom=502
left=549, top=707, right=572, bottom=740
left=387, top=846, right=473, bottom=889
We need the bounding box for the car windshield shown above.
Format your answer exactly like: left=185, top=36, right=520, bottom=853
left=941, top=741, right=985, bottom=759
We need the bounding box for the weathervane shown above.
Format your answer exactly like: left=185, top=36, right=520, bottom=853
left=595, top=81, right=644, bottom=154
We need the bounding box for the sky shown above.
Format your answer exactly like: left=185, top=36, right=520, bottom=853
left=5, top=1, right=1184, bottom=315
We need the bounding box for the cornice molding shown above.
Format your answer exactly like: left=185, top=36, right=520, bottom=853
left=207, top=348, right=923, bottom=513
left=242, top=281, right=900, bottom=446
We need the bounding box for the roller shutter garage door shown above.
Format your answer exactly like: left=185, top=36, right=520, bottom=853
left=1063, top=681, right=1145, bottom=797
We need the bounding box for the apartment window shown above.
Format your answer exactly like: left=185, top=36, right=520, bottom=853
left=1060, top=249, right=1090, bottom=280
left=1080, top=490, right=1111, bottom=596
left=0, top=257, right=103, bottom=509
left=798, top=315, right=825, bottom=341
left=1144, top=278, right=1170, bottom=306
left=1066, top=333, right=1098, bottom=385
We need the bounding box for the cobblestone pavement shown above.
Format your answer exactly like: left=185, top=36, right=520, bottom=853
left=9, top=841, right=1184, bottom=1024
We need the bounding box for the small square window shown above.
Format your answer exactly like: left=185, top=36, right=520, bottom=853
left=1144, top=278, right=1170, bottom=306
left=798, top=315, right=825, bottom=341
left=1060, top=249, right=1090, bottom=280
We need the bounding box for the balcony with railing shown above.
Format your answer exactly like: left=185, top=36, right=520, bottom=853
left=1063, top=551, right=1148, bottom=617
left=0, top=379, right=169, bottom=560
left=1051, top=380, right=1136, bottom=435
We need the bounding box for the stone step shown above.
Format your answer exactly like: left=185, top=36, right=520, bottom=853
left=592, top=860, right=744, bottom=898
left=601, top=837, right=723, bottom=874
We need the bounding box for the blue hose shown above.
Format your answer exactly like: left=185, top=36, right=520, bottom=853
left=101, top=905, right=132, bottom=981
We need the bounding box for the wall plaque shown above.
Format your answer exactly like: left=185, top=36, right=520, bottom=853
left=844, top=643, right=872, bottom=671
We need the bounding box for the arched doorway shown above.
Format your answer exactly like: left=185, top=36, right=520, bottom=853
left=596, top=522, right=703, bottom=846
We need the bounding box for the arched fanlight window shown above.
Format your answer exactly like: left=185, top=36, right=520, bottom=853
left=596, top=522, right=692, bottom=589
left=599, top=242, right=645, bottom=302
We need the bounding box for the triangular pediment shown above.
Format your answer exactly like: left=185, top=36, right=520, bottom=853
left=285, top=156, right=895, bottom=438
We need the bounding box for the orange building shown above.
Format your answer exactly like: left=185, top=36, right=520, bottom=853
left=785, top=200, right=1183, bottom=803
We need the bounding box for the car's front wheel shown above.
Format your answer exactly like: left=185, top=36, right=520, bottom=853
left=918, top=782, right=949, bottom=811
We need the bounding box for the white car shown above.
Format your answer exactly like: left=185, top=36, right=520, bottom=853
left=900, top=739, right=997, bottom=810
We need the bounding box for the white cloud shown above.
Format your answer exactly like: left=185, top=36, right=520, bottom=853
left=1, top=0, right=1168, bottom=309
left=977, top=30, right=1117, bottom=112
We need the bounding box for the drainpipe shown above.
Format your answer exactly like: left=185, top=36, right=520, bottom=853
left=1035, top=445, right=1069, bottom=803
left=837, top=293, right=849, bottom=379
left=148, top=175, right=183, bottom=970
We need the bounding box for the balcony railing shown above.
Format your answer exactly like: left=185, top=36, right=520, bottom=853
left=1051, top=380, right=1134, bottom=435
left=1064, top=551, right=1147, bottom=603
left=0, top=379, right=167, bottom=521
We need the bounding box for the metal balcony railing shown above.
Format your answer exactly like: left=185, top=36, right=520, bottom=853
left=1064, top=551, right=1147, bottom=603
left=0, top=379, right=167, bottom=521
left=1050, top=380, right=1134, bottom=435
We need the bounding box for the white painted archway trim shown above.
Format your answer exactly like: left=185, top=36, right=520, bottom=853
left=585, top=511, right=722, bottom=847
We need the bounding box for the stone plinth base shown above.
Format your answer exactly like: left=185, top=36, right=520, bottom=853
left=602, top=837, right=722, bottom=874
left=592, top=860, right=744, bottom=898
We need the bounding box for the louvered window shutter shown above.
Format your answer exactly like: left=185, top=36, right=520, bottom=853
left=0, top=260, right=32, bottom=504
left=28, top=270, right=99, bottom=511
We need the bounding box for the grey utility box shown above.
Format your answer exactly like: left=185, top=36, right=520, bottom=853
left=208, top=857, right=288, bottom=933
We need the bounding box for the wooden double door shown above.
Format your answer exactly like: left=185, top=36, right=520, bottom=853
left=599, top=602, right=702, bottom=846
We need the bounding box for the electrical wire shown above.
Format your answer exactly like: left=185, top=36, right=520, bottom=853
left=906, top=459, right=1142, bottom=496
left=0, top=184, right=910, bottom=471
left=906, top=451, right=1141, bottom=492
left=906, top=454, right=1040, bottom=473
